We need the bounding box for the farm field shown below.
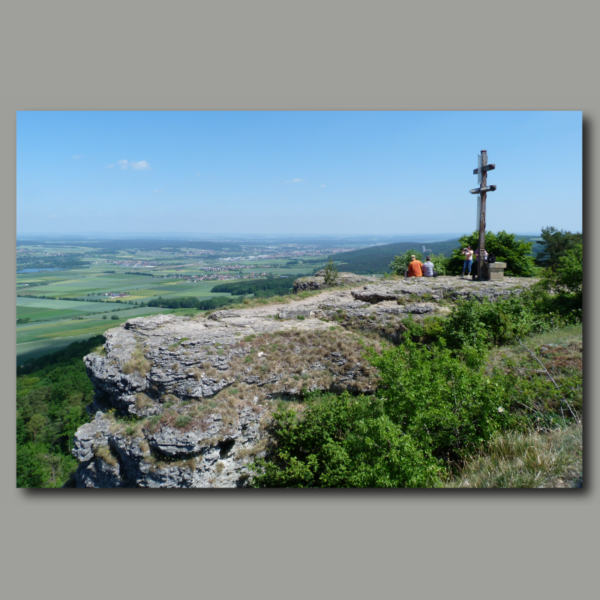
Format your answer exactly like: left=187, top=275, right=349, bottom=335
left=17, top=305, right=174, bottom=365
left=16, top=237, right=372, bottom=364
left=17, top=296, right=133, bottom=317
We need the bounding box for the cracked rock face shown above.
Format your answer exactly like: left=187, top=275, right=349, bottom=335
left=71, top=274, right=536, bottom=488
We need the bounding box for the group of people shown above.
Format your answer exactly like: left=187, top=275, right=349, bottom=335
left=460, top=245, right=494, bottom=278
left=406, top=255, right=436, bottom=278
left=405, top=246, right=495, bottom=278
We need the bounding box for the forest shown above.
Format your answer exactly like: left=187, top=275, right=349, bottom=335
left=211, top=276, right=297, bottom=297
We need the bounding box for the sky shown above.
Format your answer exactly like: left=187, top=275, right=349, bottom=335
left=16, top=111, right=582, bottom=238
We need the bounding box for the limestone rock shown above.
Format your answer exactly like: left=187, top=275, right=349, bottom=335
left=71, top=272, right=536, bottom=488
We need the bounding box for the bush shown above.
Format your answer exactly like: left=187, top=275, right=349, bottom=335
left=366, top=339, right=509, bottom=463
left=252, top=392, right=443, bottom=488
left=111, top=314, right=119, bottom=320
left=323, top=258, right=339, bottom=286
left=252, top=338, right=514, bottom=488
left=538, top=244, right=582, bottom=299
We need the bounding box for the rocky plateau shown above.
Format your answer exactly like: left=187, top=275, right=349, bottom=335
left=72, top=274, right=537, bottom=488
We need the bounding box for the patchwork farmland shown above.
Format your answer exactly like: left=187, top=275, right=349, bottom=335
left=16, top=237, right=362, bottom=365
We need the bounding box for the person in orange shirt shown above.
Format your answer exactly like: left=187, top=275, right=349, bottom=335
left=407, top=255, right=424, bottom=277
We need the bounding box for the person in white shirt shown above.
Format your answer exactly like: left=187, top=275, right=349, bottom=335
left=422, top=256, right=435, bottom=277
left=461, top=246, right=474, bottom=277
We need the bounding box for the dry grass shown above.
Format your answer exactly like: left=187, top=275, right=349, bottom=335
left=135, top=393, right=153, bottom=410
left=236, top=438, right=268, bottom=460
left=446, top=424, right=582, bottom=488
left=91, top=345, right=107, bottom=356
left=93, top=445, right=118, bottom=467
left=123, top=344, right=151, bottom=377
left=225, top=328, right=378, bottom=398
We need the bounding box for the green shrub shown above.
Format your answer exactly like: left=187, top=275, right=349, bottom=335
left=324, top=258, right=339, bottom=286
left=251, top=392, right=443, bottom=488
left=538, top=244, right=582, bottom=299
left=366, top=339, right=509, bottom=462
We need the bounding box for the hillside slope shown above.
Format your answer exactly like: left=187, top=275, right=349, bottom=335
left=332, top=239, right=460, bottom=274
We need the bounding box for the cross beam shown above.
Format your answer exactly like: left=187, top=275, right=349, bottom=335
left=473, top=164, right=495, bottom=175
left=470, top=185, right=497, bottom=194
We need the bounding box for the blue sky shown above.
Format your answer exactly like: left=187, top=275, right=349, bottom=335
left=17, top=111, right=582, bottom=238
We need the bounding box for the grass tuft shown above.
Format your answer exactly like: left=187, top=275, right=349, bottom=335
left=446, top=424, right=582, bottom=488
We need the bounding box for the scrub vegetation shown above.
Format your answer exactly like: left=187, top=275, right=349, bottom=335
left=251, top=230, right=583, bottom=488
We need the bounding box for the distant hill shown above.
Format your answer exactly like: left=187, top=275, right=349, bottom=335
left=333, top=234, right=545, bottom=275
left=331, top=239, right=461, bottom=274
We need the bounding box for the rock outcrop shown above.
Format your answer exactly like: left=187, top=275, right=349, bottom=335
left=293, top=271, right=377, bottom=292
left=72, top=274, right=537, bottom=488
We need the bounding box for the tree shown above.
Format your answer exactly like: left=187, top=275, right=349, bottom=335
left=111, top=314, right=119, bottom=320
left=536, top=226, right=583, bottom=269
left=447, top=231, right=535, bottom=277
left=539, top=243, right=582, bottom=299
left=323, top=258, right=339, bottom=286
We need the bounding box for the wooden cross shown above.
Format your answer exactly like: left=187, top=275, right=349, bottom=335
left=469, top=150, right=496, bottom=280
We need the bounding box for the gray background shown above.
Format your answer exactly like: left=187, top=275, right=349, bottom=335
left=1, top=1, right=596, bottom=599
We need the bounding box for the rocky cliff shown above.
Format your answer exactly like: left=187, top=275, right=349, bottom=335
left=72, top=275, right=536, bottom=488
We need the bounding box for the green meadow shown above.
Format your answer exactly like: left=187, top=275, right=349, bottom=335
left=16, top=305, right=174, bottom=365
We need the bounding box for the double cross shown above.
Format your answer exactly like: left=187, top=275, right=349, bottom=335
left=469, top=150, right=496, bottom=280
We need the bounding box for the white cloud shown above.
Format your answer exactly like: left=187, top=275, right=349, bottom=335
left=115, top=159, right=150, bottom=170
left=320, top=184, right=326, bottom=188
left=130, top=160, right=150, bottom=170
left=107, top=164, right=114, bottom=168
left=154, top=189, right=163, bottom=193
left=72, top=154, right=83, bottom=159
left=286, top=178, right=305, bottom=183
left=47, top=214, right=57, bottom=218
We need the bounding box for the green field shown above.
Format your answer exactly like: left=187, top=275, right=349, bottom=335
left=17, top=305, right=174, bottom=365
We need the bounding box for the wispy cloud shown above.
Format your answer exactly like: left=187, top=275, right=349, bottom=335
left=47, top=214, right=57, bottom=218
left=285, top=178, right=305, bottom=183
left=130, top=160, right=150, bottom=170
left=72, top=154, right=83, bottom=159
left=320, top=184, right=326, bottom=188
left=117, top=159, right=150, bottom=170
left=154, top=189, right=163, bottom=193
left=107, top=164, right=114, bottom=168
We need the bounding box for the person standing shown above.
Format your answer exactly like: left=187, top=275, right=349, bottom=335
left=422, top=256, right=435, bottom=277
left=407, top=255, right=424, bottom=277
left=461, top=245, right=474, bottom=277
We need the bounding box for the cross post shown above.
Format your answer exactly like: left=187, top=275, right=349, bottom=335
left=469, top=150, right=496, bottom=280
